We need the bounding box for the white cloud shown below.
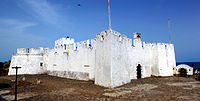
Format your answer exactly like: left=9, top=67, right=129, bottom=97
left=0, top=18, right=48, bottom=61
left=18, top=0, right=61, bottom=25
left=0, top=18, right=46, bottom=45
left=0, top=18, right=36, bottom=33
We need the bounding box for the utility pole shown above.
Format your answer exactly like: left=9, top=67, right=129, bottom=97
left=168, top=18, right=171, bottom=44
left=12, top=66, right=21, bottom=101
left=108, top=0, right=111, bottom=30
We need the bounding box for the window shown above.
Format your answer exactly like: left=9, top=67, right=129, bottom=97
left=63, top=52, right=69, bottom=56
left=137, top=34, right=141, bottom=38
left=119, top=35, right=122, bottom=42
left=64, top=44, right=66, bottom=50
left=40, top=63, right=43, bottom=66
left=54, top=52, right=58, bottom=55
left=84, top=65, right=90, bottom=67
left=100, top=35, right=104, bottom=41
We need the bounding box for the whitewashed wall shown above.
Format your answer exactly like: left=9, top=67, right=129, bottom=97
left=143, top=42, right=176, bottom=77
left=95, top=30, right=112, bottom=87
left=175, top=64, right=193, bottom=75
left=9, top=48, right=46, bottom=75
left=8, top=29, right=176, bottom=88
left=110, top=30, right=131, bottom=87
left=46, top=38, right=96, bottom=80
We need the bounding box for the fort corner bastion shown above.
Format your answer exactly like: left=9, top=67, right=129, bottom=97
left=8, top=29, right=176, bottom=88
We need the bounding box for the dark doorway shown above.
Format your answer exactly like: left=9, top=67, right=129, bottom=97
left=179, top=68, right=187, bottom=77
left=136, top=64, right=142, bottom=79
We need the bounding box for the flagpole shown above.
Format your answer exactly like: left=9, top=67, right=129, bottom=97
left=108, top=0, right=111, bottom=30
left=168, top=18, right=171, bottom=44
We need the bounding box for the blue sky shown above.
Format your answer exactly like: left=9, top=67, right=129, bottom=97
left=0, top=0, right=199, bottom=62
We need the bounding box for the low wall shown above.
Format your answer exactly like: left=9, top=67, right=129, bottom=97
left=47, top=70, right=90, bottom=81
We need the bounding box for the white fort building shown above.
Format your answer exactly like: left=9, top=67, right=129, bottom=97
left=8, top=29, right=176, bottom=88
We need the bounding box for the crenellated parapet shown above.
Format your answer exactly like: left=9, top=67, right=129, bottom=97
left=133, top=32, right=142, bottom=48
left=54, top=38, right=96, bottom=53
left=143, top=42, right=174, bottom=49
left=16, top=47, right=49, bottom=55
left=55, top=37, right=74, bottom=48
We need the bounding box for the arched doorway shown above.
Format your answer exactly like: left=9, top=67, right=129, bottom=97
left=178, top=68, right=187, bottom=77
left=136, top=64, right=142, bottom=79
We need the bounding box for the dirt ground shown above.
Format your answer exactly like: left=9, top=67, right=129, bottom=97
left=0, top=74, right=200, bottom=101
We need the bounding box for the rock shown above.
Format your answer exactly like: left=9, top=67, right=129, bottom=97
left=36, top=79, right=41, bottom=84
left=22, top=77, right=25, bottom=81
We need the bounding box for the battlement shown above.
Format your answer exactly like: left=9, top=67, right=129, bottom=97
left=17, top=48, right=27, bottom=54
left=17, top=47, right=48, bottom=55
left=143, top=42, right=172, bottom=46
left=54, top=38, right=96, bottom=52
left=77, top=40, right=89, bottom=47
left=55, top=37, right=74, bottom=47
left=96, top=29, right=127, bottom=38
left=134, top=32, right=141, bottom=39
left=143, top=42, right=174, bottom=50
left=112, top=30, right=127, bottom=38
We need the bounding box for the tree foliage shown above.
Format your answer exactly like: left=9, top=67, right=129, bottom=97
left=0, top=60, right=11, bottom=71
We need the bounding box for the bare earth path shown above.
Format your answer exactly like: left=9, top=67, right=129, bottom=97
left=0, top=74, right=200, bottom=101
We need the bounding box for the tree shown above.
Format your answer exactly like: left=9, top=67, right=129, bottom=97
left=0, top=60, right=11, bottom=71
left=0, top=62, right=3, bottom=71
left=3, top=60, right=11, bottom=70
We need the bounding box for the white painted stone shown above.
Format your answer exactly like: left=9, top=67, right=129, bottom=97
left=175, top=64, right=193, bottom=75
left=8, top=29, right=176, bottom=88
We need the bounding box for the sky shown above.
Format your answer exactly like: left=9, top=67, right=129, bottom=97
left=0, top=0, right=200, bottom=62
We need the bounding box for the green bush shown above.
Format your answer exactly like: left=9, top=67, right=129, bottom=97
left=0, top=60, right=11, bottom=71
left=0, top=62, right=3, bottom=71
left=3, top=60, right=11, bottom=69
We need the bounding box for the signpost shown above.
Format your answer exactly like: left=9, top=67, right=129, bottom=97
left=12, top=66, right=21, bottom=101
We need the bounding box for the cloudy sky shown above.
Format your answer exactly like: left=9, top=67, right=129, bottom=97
left=0, top=0, right=200, bottom=62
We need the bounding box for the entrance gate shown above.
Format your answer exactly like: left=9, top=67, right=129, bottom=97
left=179, top=68, right=187, bottom=77
left=136, top=64, right=142, bottom=79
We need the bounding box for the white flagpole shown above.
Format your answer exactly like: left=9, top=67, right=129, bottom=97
left=108, top=0, right=111, bottom=30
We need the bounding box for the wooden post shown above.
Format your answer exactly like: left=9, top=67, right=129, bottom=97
left=12, top=66, right=21, bottom=101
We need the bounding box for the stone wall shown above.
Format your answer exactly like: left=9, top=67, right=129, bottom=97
left=9, top=54, right=45, bottom=75
left=110, top=30, right=131, bottom=87
left=143, top=42, right=176, bottom=76
left=47, top=70, right=90, bottom=80
left=8, top=29, right=176, bottom=88
left=46, top=38, right=96, bottom=80
left=175, top=64, right=193, bottom=75
left=95, top=30, right=112, bottom=87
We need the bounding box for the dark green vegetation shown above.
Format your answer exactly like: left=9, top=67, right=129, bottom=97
left=0, top=60, right=10, bottom=76
left=0, top=60, right=10, bottom=71
left=194, top=68, right=200, bottom=71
